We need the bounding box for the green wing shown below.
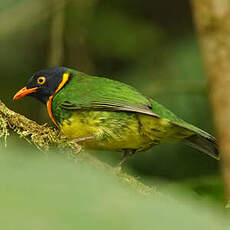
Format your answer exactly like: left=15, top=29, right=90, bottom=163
left=56, top=69, right=158, bottom=117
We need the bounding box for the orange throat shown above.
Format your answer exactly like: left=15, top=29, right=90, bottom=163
left=46, top=73, right=70, bottom=126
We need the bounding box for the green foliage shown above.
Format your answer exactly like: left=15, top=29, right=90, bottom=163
left=88, top=8, right=162, bottom=60
left=0, top=147, right=228, bottom=229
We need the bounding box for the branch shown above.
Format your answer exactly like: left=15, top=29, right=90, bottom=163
left=0, top=100, right=153, bottom=195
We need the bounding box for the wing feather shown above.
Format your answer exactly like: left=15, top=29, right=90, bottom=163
left=61, top=101, right=159, bottom=117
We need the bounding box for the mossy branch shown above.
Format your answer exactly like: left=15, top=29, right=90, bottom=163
left=0, top=100, right=153, bottom=195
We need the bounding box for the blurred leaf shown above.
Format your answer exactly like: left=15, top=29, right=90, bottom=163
left=225, top=202, right=230, bottom=209
left=0, top=147, right=228, bottom=229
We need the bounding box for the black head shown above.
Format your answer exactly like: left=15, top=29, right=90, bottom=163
left=14, top=66, right=68, bottom=104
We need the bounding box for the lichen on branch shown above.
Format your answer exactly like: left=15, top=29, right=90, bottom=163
left=0, top=100, right=70, bottom=150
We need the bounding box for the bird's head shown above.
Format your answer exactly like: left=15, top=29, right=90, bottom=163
left=13, top=66, right=70, bottom=104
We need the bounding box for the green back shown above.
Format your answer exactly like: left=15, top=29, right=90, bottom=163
left=52, top=69, right=154, bottom=121
left=62, top=69, right=152, bottom=109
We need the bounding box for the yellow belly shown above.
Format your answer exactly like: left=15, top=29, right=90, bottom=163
left=59, top=110, right=152, bottom=151
left=59, top=110, right=193, bottom=151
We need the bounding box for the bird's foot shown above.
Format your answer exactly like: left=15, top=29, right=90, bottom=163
left=72, top=136, right=94, bottom=143
left=114, top=165, right=123, bottom=174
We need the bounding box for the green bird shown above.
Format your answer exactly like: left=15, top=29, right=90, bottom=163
left=13, top=67, right=219, bottom=161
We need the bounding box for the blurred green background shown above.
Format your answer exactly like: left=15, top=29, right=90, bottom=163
left=0, top=0, right=224, bottom=209
left=0, top=147, right=228, bottom=230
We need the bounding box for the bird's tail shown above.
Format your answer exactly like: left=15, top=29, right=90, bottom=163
left=183, top=134, right=219, bottom=160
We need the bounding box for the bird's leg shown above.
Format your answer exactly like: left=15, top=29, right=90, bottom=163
left=118, top=149, right=136, bottom=167
left=114, top=150, right=136, bottom=173
left=72, top=136, right=95, bottom=143
left=118, top=150, right=129, bottom=166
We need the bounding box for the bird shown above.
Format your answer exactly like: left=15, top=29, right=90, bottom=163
left=13, top=66, right=219, bottom=163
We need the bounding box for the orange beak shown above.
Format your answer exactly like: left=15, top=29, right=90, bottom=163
left=13, top=87, right=38, bottom=100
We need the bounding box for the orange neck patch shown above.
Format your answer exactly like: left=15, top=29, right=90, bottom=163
left=47, top=73, right=70, bottom=126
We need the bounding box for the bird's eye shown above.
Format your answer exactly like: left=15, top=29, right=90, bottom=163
left=37, top=76, right=46, bottom=85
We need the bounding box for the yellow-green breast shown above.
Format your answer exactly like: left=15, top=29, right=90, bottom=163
left=59, top=110, right=193, bottom=152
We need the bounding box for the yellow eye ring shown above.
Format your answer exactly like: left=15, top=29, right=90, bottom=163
left=37, top=76, right=46, bottom=85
